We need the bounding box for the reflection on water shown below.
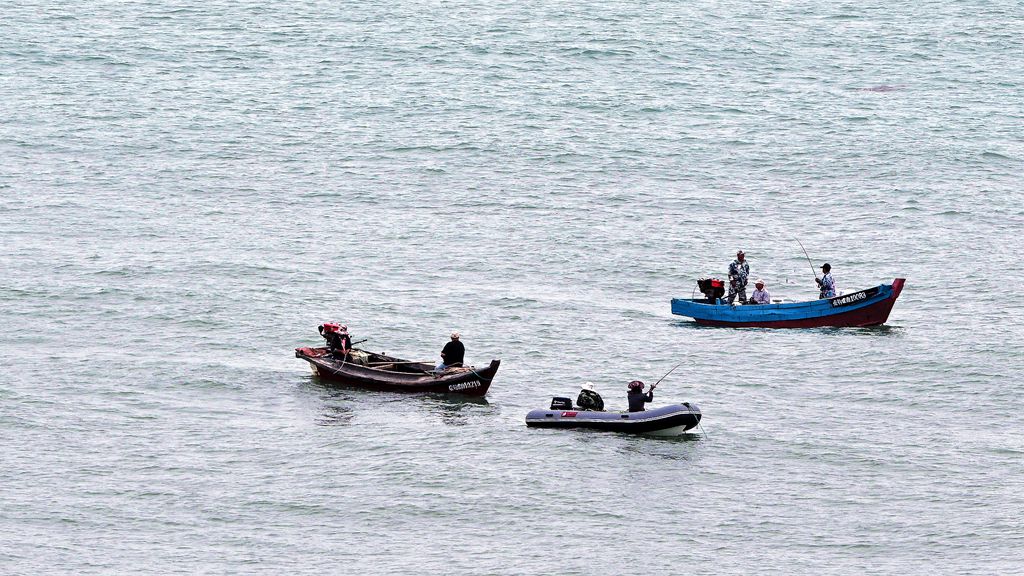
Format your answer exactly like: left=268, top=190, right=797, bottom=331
left=423, top=395, right=494, bottom=427
left=818, top=324, right=904, bottom=338
left=315, top=404, right=355, bottom=427
left=617, top=431, right=705, bottom=461
left=296, top=375, right=495, bottom=427
left=673, top=319, right=904, bottom=337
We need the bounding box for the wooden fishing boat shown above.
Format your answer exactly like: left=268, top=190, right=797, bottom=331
left=295, top=347, right=500, bottom=397
left=671, top=278, right=905, bottom=328
left=525, top=402, right=702, bottom=436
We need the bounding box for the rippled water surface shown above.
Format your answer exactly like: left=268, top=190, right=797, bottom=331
left=2, top=1, right=1023, bottom=574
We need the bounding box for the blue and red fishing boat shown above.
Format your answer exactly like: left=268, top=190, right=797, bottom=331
left=671, top=278, right=906, bottom=328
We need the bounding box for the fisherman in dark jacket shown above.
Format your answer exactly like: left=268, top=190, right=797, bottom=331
left=627, top=380, right=655, bottom=412
left=435, top=332, right=465, bottom=372
left=576, top=382, right=604, bottom=411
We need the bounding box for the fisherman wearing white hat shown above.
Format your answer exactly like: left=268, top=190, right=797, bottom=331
left=576, top=381, right=604, bottom=411
left=435, top=332, right=465, bottom=372
left=750, top=279, right=771, bottom=304
left=727, top=250, right=750, bottom=304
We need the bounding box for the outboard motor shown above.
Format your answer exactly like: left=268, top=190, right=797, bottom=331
left=697, top=278, right=725, bottom=303
left=550, top=397, right=573, bottom=410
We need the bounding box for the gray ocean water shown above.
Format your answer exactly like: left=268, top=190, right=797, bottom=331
left=3, top=1, right=1024, bottom=574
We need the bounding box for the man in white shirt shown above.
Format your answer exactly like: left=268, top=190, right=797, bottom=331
left=749, top=279, right=771, bottom=304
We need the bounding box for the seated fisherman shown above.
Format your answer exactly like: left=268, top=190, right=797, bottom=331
left=627, top=380, right=656, bottom=412
left=749, top=279, right=771, bottom=304
left=576, top=382, right=604, bottom=411
left=435, top=332, right=465, bottom=372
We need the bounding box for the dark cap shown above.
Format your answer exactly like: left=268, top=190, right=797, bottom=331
left=821, top=263, right=831, bottom=272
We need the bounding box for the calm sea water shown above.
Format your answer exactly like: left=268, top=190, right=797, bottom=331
left=2, top=1, right=1023, bottom=574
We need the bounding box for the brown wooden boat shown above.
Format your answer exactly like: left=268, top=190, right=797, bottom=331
left=295, top=347, right=499, bottom=397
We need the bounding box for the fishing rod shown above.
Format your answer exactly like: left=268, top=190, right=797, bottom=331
left=650, top=362, right=707, bottom=439
left=793, top=237, right=819, bottom=283
left=650, top=361, right=684, bottom=389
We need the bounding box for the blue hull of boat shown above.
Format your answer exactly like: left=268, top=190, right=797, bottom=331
left=671, top=278, right=905, bottom=328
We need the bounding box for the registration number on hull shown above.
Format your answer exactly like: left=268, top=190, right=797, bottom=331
left=448, top=380, right=481, bottom=392
left=829, top=287, right=879, bottom=308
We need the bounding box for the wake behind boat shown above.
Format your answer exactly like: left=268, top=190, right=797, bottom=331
left=295, top=347, right=500, bottom=397
left=671, top=278, right=905, bottom=328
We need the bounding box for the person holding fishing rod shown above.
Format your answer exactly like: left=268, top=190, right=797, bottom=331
left=794, top=237, right=837, bottom=300
left=626, top=381, right=655, bottom=412
left=817, top=263, right=836, bottom=299
left=626, top=362, right=682, bottom=412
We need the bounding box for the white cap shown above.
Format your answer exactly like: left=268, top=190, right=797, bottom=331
left=755, top=278, right=764, bottom=285
left=582, top=382, right=595, bottom=391
left=451, top=332, right=460, bottom=339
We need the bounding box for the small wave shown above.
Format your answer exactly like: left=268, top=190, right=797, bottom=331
left=858, top=85, right=903, bottom=92
left=717, top=107, right=752, bottom=115
left=981, top=151, right=1015, bottom=161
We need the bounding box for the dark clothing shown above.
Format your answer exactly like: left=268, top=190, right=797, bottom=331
left=326, top=332, right=351, bottom=357
left=627, top=390, right=654, bottom=412
left=576, top=389, right=604, bottom=411
left=441, top=340, right=465, bottom=367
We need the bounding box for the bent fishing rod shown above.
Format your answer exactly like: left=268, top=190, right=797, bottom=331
left=650, top=361, right=684, bottom=389
left=793, top=236, right=819, bottom=283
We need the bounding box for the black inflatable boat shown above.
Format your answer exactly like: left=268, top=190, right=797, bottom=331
left=525, top=398, right=701, bottom=436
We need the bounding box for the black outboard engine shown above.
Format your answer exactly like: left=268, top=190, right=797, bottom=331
left=697, top=278, right=726, bottom=303
left=550, top=397, right=573, bottom=410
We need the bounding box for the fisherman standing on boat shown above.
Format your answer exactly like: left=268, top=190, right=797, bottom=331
left=817, top=263, right=836, bottom=299
left=749, top=279, right=771, bottom=304
left=435, top=332, right=465, bottom=372
left=627, top=380, right=655, bottom=412
left=319, top=323, right=352, bottom=360
left=576, top=382, right=604, bottom=411
left=727, top=250, right=750, bottom=304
